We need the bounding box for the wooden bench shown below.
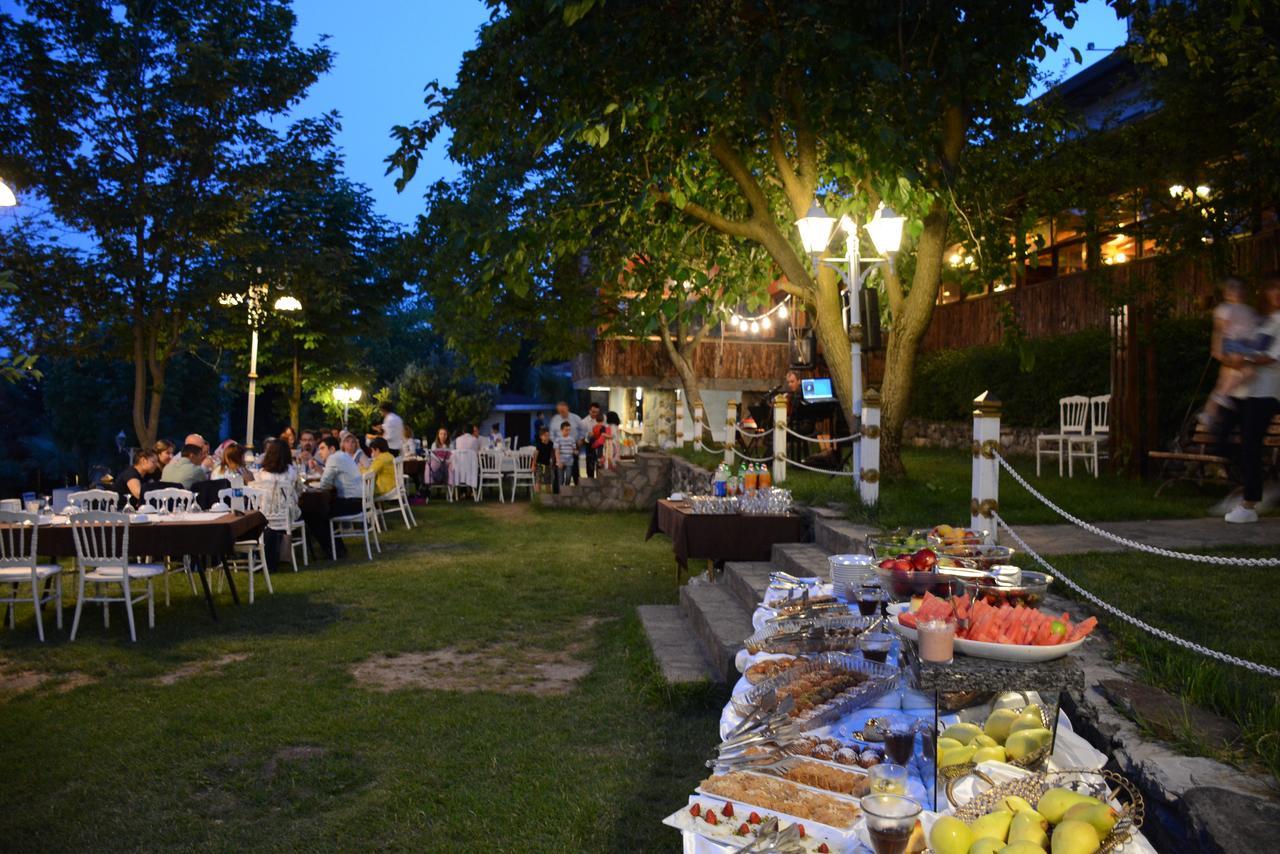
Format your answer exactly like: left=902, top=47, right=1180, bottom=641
left=1148, top=415, right=1280, bottom=495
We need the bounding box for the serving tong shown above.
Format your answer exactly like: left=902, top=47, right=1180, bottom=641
left=732, top=817, right=806, bottom=853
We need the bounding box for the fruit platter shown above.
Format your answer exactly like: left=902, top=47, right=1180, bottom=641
left=927, top=524, right=987, bottom=547
left=931, top=768, right=1144, bottom=854
left=866, top=528, right=930, bottom=560
left=873, top=547, right=967, bottom=599
left=665, top=798, right=836, bottom=852
left=890, top=594, right=1098, bottom=662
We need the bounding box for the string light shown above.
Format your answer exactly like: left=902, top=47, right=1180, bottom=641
left=725, top=294, right=793, bottom=335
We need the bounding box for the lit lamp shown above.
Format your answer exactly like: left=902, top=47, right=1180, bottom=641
left=0, top=177, right=16, bottom=207
left=333, top=386, right=363, bottom=429
left=796, top=201, right=837, bottom=256
left=219, top=267, right=300, bottom=449
left=864, top=203, right=906, bottom=257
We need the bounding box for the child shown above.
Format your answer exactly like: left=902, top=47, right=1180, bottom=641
left=534, top=427, right=557, bottom=493
left=1203, top=277, right=1260, bottom=426
left=601, top=410, right=622, bottom=471
left=554, top=421, right=578, bottom=489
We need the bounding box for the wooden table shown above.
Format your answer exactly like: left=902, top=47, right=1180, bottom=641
left=32, top=511, right=267, bottom=620
left=645, top=499, right=806, bottom=579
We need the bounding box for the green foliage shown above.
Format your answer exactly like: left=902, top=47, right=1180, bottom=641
left=393, top=361, right=497, bottom=437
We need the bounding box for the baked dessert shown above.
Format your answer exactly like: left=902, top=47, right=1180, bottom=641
left=699, top=772, right=862, bottom=829
left=779, top=759, right=871, bottom=797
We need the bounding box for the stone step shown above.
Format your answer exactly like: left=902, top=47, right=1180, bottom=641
left=723, top=561, right=773, bottom=613
left=814, top=516, right=878, bottom=556
left=770, top=542, right=832, bottom=580
left=637, top=605, right=717, bottom=685
left=679, top=580, right=754, bottom=683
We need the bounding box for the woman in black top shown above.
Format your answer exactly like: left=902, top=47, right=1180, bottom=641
left=116, top=449, right=160, bottom=508
left=146, top=440, right=175, bottom=483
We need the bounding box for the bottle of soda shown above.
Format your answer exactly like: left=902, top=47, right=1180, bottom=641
left=759, top=463, right=772, bottom=489
left=743, top=463, right=757, bottom=492
left=713, top=463, right=727, bottom=497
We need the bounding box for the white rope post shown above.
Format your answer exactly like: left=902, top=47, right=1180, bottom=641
left=860, top=388, right=881, bottom=506
left=971, top=391, right=1001, bottom=545
left=725, top=400, right=737, bottom=466
left=675, top=395, right=686, bottom=448
left=772, top=394, right=787, bottom=483
left=693, top=404, right=704, bottom=451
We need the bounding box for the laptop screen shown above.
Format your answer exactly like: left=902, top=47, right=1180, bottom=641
left=801, top=377, right=835, bottom=402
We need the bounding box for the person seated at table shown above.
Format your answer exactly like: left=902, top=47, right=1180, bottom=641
left=297, top=429, right=323, bottom=475
left=185, top=433, right=216, bottom=472
left=253, top=439, right=298, bottom=574
left=309, top=435, right=362, bottom=559
left=341, top=433, right=370, bottom=468
left=367, top=437, right=398, bottom=496
left=162, top=443, right=209, bottom=489
left=455, top=424, right=480, bottom=452
left=148, top=439, right=176, bottom=483
left=431, top=427, right=451, bottom=450
left=278, top=425, right=297, bottom=449
left=488, top=422, right=504, bottom=448
left=212, top=441, right=254, bottom=486
left=116, top=449, right=161, bottom=508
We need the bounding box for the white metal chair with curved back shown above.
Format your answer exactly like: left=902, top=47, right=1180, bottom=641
left=330, top=470, right=380, bottom=561
left=374, top=455, right=415, bottom=530
left=511, top=446, right=536, bottom=500
left=1068, top=394, right=1111, bottom=478
left=1035, top=395, right=1090, bottom=477
left=449, top=448, right=478, bottom=501
left=142, top=488, right=197, bottom=515
left=477, top=449, right=506, bottom=503
left=68, top=511, right=165, bottom=642
left=216, top=486, right=272, bottom=603
left=0, top=510, right=63, bottom=642
left=68, top=488, right=120, bottom=512
left=252, top=483, right=304, bottom=573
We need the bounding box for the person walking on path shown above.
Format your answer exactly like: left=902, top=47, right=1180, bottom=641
left=1221, top=275, right=1280, bottom=524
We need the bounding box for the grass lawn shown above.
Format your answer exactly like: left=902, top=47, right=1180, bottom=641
left=671, top=446, right=1238, bottom=527
left=1033, top=546, right=1280, bottom=779
left=0, top=503, right=722, bottom=852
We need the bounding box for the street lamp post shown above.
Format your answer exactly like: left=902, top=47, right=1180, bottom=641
left=795, top=199, right=905, bottom=486
left=219, top=268, right=300, bottom=450
left=332, top=386, right=362, bottom=430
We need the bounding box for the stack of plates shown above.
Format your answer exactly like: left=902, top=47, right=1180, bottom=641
left=829, top=554, right=875, bottom=593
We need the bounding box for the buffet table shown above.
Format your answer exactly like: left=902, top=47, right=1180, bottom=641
left=645, top=499, right=806, bottom=576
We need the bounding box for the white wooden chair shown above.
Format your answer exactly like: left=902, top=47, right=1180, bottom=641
left=0, top=510, right=63, bottom=642
left=67, top=488, right=120, bottom=512
left=68, top=511, right=164, bottom=642
left=511, top=446, right=536, bottom=500
left=506, top=435, right=518, bottom=452
left=1068, top=394, right=1111, bottom=478
left=250, top=483, right=305, bottom=573
left=374, top=456, right=415, bottom=530
left=217, top=487, right=272, bottom=603
left=450, top=448, right=478, bottom=501
left=142, top=487, right=196, bottom=515
left=477, top=449, right=506, bottom=503
left=1035, top=395, right=1090, bottom=477
left=330, top=471, right=380, bottom=561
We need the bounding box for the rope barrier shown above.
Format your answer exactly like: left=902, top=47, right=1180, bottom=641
left=994, top=513, right=1280, bottom=678
left=783, top=425, right=860, bottom=444
left=731, top=448, right=775, bottom=464
left=778, top=455, right=861, bottom=477
left=994, top=451, right=1280, bottom=567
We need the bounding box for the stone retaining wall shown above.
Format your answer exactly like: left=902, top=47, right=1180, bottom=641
left=670, top=455, right=714, bottom=495
left=903, top=417, right=1041, bottom=457
left=537, top=452, right=671, bottom=511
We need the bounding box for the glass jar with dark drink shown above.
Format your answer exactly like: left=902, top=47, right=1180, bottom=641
left=859, top=632, right=894, bottom=663
left=861, top=793, right=922, bottom=854
left=857, top=586, right=883, bottom=616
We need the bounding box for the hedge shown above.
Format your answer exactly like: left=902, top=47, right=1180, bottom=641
left=908, top=317, right=1212, bottom=438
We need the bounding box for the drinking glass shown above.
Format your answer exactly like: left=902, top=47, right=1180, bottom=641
left=881, top=715, right=917, bottom=766
left=858, top=632, right=894, bottom=664
left=867, top=762, right=908, bottom=795
left=860, top=793, right=922, bottom=854
left=917, top=619, right=955, bottom=664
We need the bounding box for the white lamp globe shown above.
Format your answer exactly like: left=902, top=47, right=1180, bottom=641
left=0, top=178, right=15, bottom=207
left=865, top=204, right=906, bottom=257
left=795, top=200, right=836, bottom=254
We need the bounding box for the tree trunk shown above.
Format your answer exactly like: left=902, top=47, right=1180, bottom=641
left=810, top=263, right=855, bottom=428
left=290, top=343, right=302, bottom=434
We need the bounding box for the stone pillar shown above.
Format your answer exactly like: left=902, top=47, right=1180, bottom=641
left=641, top=388, right=677, bottom=448
left=772, top=394, right=787, bottom=484
left=725, top=400, right=737, bottom=466
left=971, top=391, right=1001, bottom=544
left=860, top=387, right=881, bottom=506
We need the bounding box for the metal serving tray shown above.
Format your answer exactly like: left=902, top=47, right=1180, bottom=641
left=732, top=653, right=898, bottom=718
left=743, top=616, right=875, bottom=655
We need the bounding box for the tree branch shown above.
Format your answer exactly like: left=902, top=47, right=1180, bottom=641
left=768, top=118, right=806, bottom=214
left=709, top=133, right=773, bottom=221
left=656, top=190, right=762, bottom=240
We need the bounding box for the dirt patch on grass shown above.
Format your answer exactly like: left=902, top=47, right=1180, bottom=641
left=352, top=643, right=591, bottom=696
left=0, top=660, right=96, bottom=697
left=261, top=745, right=328, bottom=780
left=477, top=502, right=534, bottom=522
left=154, top=653, right=250, bottom=686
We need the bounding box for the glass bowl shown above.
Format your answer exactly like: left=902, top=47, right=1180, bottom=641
left=926, top=525, right=989, bottom=547
left=959, top=568, right=1053, bottom=609
left=865, top=528, right=930, bottom=560
left=937, top=543, right=1016, bottom=571
left=873, top=563, right=965, bottom=600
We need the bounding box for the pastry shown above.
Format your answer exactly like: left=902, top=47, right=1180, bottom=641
left=699, top=772, right=862, bottom=829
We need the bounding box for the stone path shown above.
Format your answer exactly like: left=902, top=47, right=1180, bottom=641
left=1005, top=515, right=1280, bottom=555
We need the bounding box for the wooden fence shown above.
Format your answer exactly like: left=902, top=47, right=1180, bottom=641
left=572, top=337, right=790, bottom=390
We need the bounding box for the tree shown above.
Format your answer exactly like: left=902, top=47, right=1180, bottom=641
left=393, top=360, right=497, bottom=438
left=0, top=0, right=332, bottom=446
left=391, top=0, right=1081, bottom=475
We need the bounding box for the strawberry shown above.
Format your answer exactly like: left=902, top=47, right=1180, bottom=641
left=689, top=803, right=700, bottom=817
left=721, top=802, right=734, bottom=818
left=704, top=809, right=718, bottom=825
left=747, top=811, right=762, bottom=825
left=796, top=824, right=806, bottom=838
left=817, top=845, right=830, bottom=853
left=736, top=823, right=750, bottom=836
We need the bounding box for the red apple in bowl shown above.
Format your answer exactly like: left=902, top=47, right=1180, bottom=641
left=910, top=548, right=938, bottom=571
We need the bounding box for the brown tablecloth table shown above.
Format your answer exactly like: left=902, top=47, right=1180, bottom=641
left=402, top=458, right=425, bottom=489
left=33, top=511, right=267, bottom=620
left=645, top=499, right=806, bottom=573
left=299, top=486, right=334, bottom=524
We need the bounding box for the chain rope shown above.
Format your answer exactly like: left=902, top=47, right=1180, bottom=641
left=994, top=513, right=1280, bottom=678
left=783, top=425, right=861, bottom=444
left=994, top=452, right=1280, bottom=566
left=779, top=455, right=861, bottom=477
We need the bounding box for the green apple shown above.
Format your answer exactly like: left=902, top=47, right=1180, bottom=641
left=1008, top=811, right=1049, bottom=848
left=1037, top=789, right=1102, bottom=824
left=938, top=737, right=965, bottom=752
left=940, top=745, right=977, bottom=767
left=1063, top=802, right=1120, bottom=837
left=1050, top=819, right=1101, bottom=854
left=968, top=810, right=1014, bottom=844
left=998, top=796, right=1040, bottom=816
left=1000, top=843, right=1048, bottom=854
left=974, top=733, right=1000, bottom=748
left=1005, top=727, right=1053, bottom=763
left=969, top=838, right=1004, bottom=854
left=929, top=816, right=974, bottom=854
left=983, top=708, right=1020, bottom=743
left=973, top=745, right=1008, bottom=764
left=941, top=722, right=985, bottom=745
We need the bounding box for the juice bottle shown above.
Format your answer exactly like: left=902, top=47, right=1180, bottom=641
left=743, top=464, right=757, bottom=492
left=759, top=464, right=772, bottom=489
